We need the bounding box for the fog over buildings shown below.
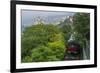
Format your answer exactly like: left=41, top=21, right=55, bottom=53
left=21, top=10, right=75, bottom=28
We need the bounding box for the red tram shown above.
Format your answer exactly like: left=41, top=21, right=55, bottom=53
left=64, top=40, right=83, bottom=60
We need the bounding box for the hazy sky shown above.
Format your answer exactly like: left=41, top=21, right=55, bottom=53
left=21, top=10, right=75, bottom=27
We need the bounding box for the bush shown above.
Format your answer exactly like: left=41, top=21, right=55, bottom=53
left=47, top=41, right=66, bottom=60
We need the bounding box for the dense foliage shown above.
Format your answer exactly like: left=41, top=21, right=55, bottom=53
left=58, top=19, right=72, bottom=43
left=21, top=23, right=66, bottom=62
left=73, top=13, right=90, bottom=48
left=72, top=13, right=90, bottom=59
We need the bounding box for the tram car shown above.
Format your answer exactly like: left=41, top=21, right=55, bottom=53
left=64, top=40, right=83, bottom=60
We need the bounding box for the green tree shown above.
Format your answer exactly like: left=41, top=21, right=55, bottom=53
left=73, top=13, right=90, bottom=59
left=73, top=13, right=90, bottom=46
left=21, top=23, right=66, bottom=62
left=58, top=17, right=72, bottom=44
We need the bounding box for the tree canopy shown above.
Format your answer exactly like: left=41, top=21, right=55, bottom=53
left=72, top=13, right=90, bottom=47
left=21, top=23, right=66, bottom=62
